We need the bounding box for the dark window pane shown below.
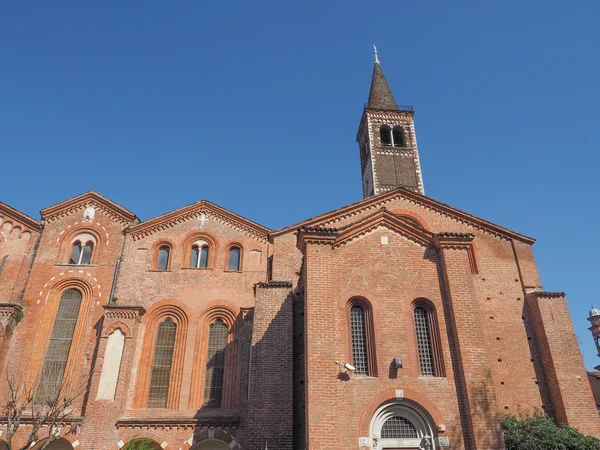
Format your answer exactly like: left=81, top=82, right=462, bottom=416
left=148, top=318, right=177, bottom=408
left=199, top=246, right=209, bottom=268
left=157, top=246, right=170, bottom=271
left=80, top=242, right=93, bottom=265
left=350, top=305, right=369, bottom=375
left=228, top=247, right=240, bottom=271
left=381, top=417, right=418, bottom=438
left=393, top=127, right=405, bottom=147
left=204, top=319, right=228, bottom=407
left=190, top=245, right=199, bottom=268
left=0, top=254, right=8, bottom=277
left=380, top=126, right=392, bottom=146
left=36, top=289, right=82, bottom=403
left=69, top=242, right=82, bottom=264
left=415, top=307, right=435, bottom=376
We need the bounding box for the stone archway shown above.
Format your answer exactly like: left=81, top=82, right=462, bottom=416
left=370, top=401, right=436, bottom=449
left=31, top=438, right=74, bottom=450
left=190, top=439, right=231, bottom=450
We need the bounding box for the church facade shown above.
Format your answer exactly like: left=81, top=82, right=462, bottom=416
left=1, top=56, right=599, bottom=450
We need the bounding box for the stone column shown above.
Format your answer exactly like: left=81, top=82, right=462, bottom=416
left=434, top=233, right=504, bottom=450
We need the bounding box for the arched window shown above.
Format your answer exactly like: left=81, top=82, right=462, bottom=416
left=148, top=318, right=177, bottom=408
left=36, top=289, right=82, bottom=403
left=380, top=125, right=392, bottom=146
left=350, top=305, right=369, bottom=375
left=370, top=402, right=435, bottom=449
left=413, top=301, right=445, bottom=377
left=190, top=243, right=210, bottom=268
left=204, top=319, right=228, bottom=407
left=69, top=242, right=81, bottom=264
left=227, top=246, right=241, bottom=271
left=156, top=245, right=170, bottom=271
left=392, top=126, right=405, bottom=147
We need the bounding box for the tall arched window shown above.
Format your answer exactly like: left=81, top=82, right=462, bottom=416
left=350, top=305, right=369, bottom=375
left=69, top=240, right=94, bottom=265
left=148, top=318, right=177, bottom=408
left=392, top=126, right=405, bottom=147
left=380, top=125, right=392, bottom=146
left=156, top=245, right=170, bottom=271
left=204, top=319, right=228, bottom=407
left=227, top=246, right=241, bottom=271
left=191, top=243, right=210, bottom=268
left=36, top=289, right=82, bottom=403
left=413, top=301, right=445, bottom=377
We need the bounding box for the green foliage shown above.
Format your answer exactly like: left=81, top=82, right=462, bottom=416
left=502, top=411, right=600, bottom=450
left=122, top=438, right=156, bottom=450
left=14, top=310, right=24, bottom=324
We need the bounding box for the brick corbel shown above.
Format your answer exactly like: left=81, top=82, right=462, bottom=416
left=0, top=303, right=24, bottom=337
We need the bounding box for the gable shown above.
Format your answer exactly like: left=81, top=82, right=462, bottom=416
left=0, top=201, right=41, bottom=233
left=40, top=191, right=137, bottom=226
left=275, top=187, right=534, bottom=244
left=128, top=199, right=270, bottom=243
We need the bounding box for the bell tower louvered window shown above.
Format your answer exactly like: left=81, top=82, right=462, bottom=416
left=36, top=289, right=82, bottom=403
left=204, top=319, right=228, bottom=407
left=414, top=306, right=435, bottom=376
left=350, top=305, right=369, bottom=375
left=148, top=318, right=177, bottom=408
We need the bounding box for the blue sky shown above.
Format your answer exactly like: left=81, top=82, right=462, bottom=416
left=2, top=2, right=599, bottom=368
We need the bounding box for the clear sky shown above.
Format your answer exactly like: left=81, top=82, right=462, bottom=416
left=2, top=2, right=599, bottom=368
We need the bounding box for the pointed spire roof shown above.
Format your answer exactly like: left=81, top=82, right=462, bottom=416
left=367, top=47, right=399, bottom=110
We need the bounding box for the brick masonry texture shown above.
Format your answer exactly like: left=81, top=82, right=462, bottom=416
left=1, top=62, right=599, bottom=450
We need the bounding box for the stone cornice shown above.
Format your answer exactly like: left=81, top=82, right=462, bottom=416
left=272, top=187, right=535, bottom=244
left=116, top=416, right=239, bottom=430
left=103, top=304, right=146, bottom=321
left=0, top=202, right=42, bottom=232
left=40, top=191, right=137, bottom=226
left=255, top=281, right=293, bottom=289
left=128, top=200, right=270, bottom=243
left=433, top=232, right=475, bottom=250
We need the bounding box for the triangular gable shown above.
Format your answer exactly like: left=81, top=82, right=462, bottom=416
left=275, top=187, right=534, bottom=244
left=298, top=208, right=434, bottom=249
left=0, top=201, right=42, bottom=232
left=40, top=191, right=137, bottom=226
left=128, top=199, right=270, bottom=243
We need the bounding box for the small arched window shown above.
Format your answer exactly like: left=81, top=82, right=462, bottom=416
left=380, top=125, right=392, bottom=146
left=190, top=243, right=210, bottom=268
left=413, top=302, right=445, bottom=377
left=350, top=305, right=369, bottom=375
left=36, top=289, right=82, bottom=403
left=392, top=126, right=405, bottom=147
left=227, top=246, right=241, bottom=271
left=148, top=318, right=177, bottom=408
left=204, top=319, right=228, bottom=407
left=156, top=245, right=170, bottom=271
left=69, top=241, right=93, bottom=265
left=381, top=416, right=419, bottom=439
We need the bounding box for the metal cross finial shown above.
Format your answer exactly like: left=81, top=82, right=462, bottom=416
left=373, top=44, right=379, bottom=64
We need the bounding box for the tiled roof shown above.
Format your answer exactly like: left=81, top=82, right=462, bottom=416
left=367, top=61, right=399, bottom=110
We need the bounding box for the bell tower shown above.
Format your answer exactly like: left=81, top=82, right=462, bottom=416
left=357, top=47, right=425, bottom=198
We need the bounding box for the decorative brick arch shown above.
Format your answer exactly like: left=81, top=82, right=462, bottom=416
left=185, top=427, right=241, bottom=450
left=180, top=230, right=219, bottom=269
left=28, top=277, right=96, bottom=390
left=358, top=388, right=445, bottom=437
left=30, top=428, right=82, bottom=449
left=57, top=221, right=109, bottom=265
left=37, top=269, right=103, bottom=303
left=108, top=429, right=170, bottom=450
left=388, top=208, right=430, bottom=230
left=103, top=320, right=132, bottom=338
left=133, top=300, right=190, bottom=409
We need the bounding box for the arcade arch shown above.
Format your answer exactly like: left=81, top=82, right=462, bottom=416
left=370, top=401, right=436, bottom=449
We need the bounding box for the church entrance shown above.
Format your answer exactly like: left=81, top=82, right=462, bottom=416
left=370, top=401, right=436, bottom=449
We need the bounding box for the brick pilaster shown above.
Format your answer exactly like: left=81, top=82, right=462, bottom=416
left=435, top=234, right=504, bottom=450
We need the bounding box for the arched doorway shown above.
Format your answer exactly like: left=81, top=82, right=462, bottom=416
left=190, top=439, right=231, bottom=450
left=31, top=438, right=74, bottom=450
left=121, top=439, right=162, bottom=450
left=370, top=401, right=436, bottom=449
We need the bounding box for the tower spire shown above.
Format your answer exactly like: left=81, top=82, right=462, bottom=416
left=366, top=47, right=398, bottom=110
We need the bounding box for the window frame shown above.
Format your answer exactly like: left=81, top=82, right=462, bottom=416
left=225, top=244, right=243, bottom=272
left=392, top=126, right=406, bottom=148
left=412, top=299, right=445, bottom=378
left=181, top=232, right=218, bottom=270
left=346, top=297, right=377, bottom=377
left=379, top=125, right=392, bottom=146
left=203, top=318, right=229, bottom=408
left=153, top=241, right=173, bottom=271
